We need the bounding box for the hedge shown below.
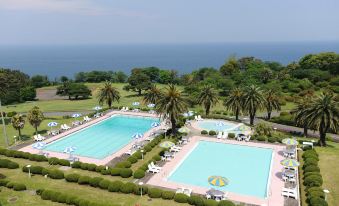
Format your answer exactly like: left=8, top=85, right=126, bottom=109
left=208, top=130, right=216, bottom=136
left=120, top=182, right=136, bottom=194
left=13, top=183, right=27, bottom=191
left=78, top=176, right=92, bottom=185
left=201, top=130, right=208, bottom=135
left=133, top=169, right=145, bottom=179
left=65, top=173, right=81, bottom=182
left=218, top=200, right=236, bottom=206
left=227, top=133, right=235, bottom=139
left=119, top=168, right=133, bottom=178
left=162, top=191, right=175, bottom=200
left=134, top=185, right=148, bottom=195
left=98, top=179, right=111, bottom=189
left=0, top=158, right=19, bottom=169
left=108, top=181, right=123, bottom=192
left=148, top=188, right=163, bottom=198
left=2, top=181, right=27, bottom=191
left=304, top=175, right=323, bottom=187
left=188, top=195, right=205, bottom=206
left=204, top=199, right=218, bottom=206
left=309, top=197, right=328, bottom=206
left=42, top=169, right=64, bottom=179
left=174, top=193, right=189, bottom=203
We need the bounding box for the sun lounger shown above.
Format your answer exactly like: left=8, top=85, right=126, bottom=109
left=302, top=142, right=314, bottom=149
left=183, top=188, right=192, bottom=196
left=217, top=132, right=222, bottom=139
left=125, top=148, right=137, bottom=156
left=194, top=116, right=199, bottom=121
left=222, top=132, right=228, bottom=140
left=147, top=165, right=160, bottom=173
left=64, top=124, right=71, bottom=129
left=170, top=146, right=181, bottom=152
left=282, top=188, right=298, bottom=199
left=33, top=134, right=46, bottom=141
left=125, top=107, right=129, bottom=111
left=197, top=115, right=204, bottom=121
left=151, top=162, right=161, bottom=170
left=120, top=107, right=126, bottom=111
left=244, top=135, right=251, bottom=142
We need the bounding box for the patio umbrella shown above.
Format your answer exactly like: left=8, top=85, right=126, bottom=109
left=282, top=138, right=299, bottom=146
left=208, top=176, right=229, bottom=187
left=178, top=127, right=190, bottom=133
left=47, top=122, right=58, bottom=127
left=280, top=159, right=300, bottom=168
left=159, top=141, right=175, bottom=148
left=132, top=133, right=143, bottom=140
left=206, top=188, right=225, bottom=197
left=93, top=106, right=102, bottom=111
left=147, top=103, right=155, bottom=108
left=32, top=142, right=46, bottom=154
left=151, top=122, right=161, bottom=128
left=64, top=146, right=77, bottom=154
left=72, top=113, right=81, bottom=118
left=132, top=102, right=140, bottom=106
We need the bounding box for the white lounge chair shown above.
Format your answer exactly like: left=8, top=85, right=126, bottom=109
left=217, top=132, right=222, bottom=139
left=147, top=165, right=160, bottom=173
left=183, top=188, right=192, bottom=197
left=197, top=115, right=204, bottom=121
left=150, top=162, right=161, bottom=170
left=222, top=132, right=228, bottom=140
left=282, top=188, right=298, bottom=199
left=170, top=146, right=181, bottom=152
left=194, top=116, right=199, bottom=121
left=176, top=188, right=184, bottom=194
left=125, top=107, right=129, bottom=111
left=120, top=107, right=126, bottom=111
left=302, top=142, right=314, bottom=149
left=64, top=124, right=71, bottom=129
left=125, top=148, right=137, bottom=156
left=33, top=134, right=45, bottom=141
left=244, top=135, right=251, bottom=142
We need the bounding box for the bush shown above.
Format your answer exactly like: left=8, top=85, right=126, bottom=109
left=218, top=200, right=235, bottom=206
left=127, top=156, right=137, bottom=164
left=115, top=161, right=131, bottom=168
left=304, top=165, right=320, bottom=173
left=309, top=197, right=328, bottom=206
left=120, top=168, right=133, bottom=178
left=148, top=188, right=162, bottom=198
left=144, top=145, right=152, bottom=152
left=80, top=163, right=89, bottom=170
left=6, top=182, right=14, bottom=188
left=304, top=175, right=323, bottom=187
left=161, top=191, right=175, bottom=200
left=267, top=136, right=277, bottom=143
left=30, top=166, right=44, bottom=174
left=71, top=161, right=82, bottom=168
left=65, top=173, right=80, bottom=182
left=108, top=181, right=123, bottom=192
left=13, top=183, right=26, bottom=191
left=133, top=169, right=145, bottom=179
left=209, top=130, right=216, bottom=136
left=110, top=168, right=121, bottom=176
left=228, top=133, right=235, bottom=139
left=0, top=179, right=10, bottom=186
left=87, top=164, right=97, bottom=171
left=174, top=193, right=189, bottom=203
left=152, top=155, right=161, bottom=162
left=188, top=195, right=205, bottom=206
left=133, top=151, right=142, bottom=159
left=47, top=169, right=64, bottom=179
left=0, top=159, right=19, bottom=169
left=257, top=136, right=267, bottom=141
left=98, top=179, right=111, bottom=189
left=304, top=172, right=321, bottom=179
left=201, top=130, right=208, bottom=135
left=307, top=187, right=325, bottom=199
left=89, top=177, right=103, bottom=187
left=48, top=157, right=60, bottom=165
left=304, top=159, right=319, bottom=168
left=58, top=159, right=71, bottom=167
left=95, top=165, right=106, bottom=173
left=78, top=176, right=91, bottom=185
left=204, top=199, right=218, bottom=206
left=134, top=185, right=148, bottom=195
left=120, top=182, right=136, bottom=194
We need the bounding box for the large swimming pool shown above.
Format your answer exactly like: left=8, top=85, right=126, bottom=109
left=44, top=115, right=159, bottom=159
left=168, top=141, right=273, bottom=198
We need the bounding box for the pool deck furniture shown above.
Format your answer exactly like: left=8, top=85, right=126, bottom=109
left=20, top=110, right=162, bottom=165
left=146, top=135, right=286, bottom=206
left=302, top=141, right=314, bottom=149
left=281, top=187, right=298, bottom=199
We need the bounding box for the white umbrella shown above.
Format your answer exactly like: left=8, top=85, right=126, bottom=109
left=32, top=142, right=46, bottom=150
left=93, top=106, right=102, bottom=111
left=47, top=122, right=58, bottom=127
left=132, top=102, right=140, bottom=106
left=147, top=104, right=155, bottom=108
left=72, top=113, right=81, bottom=118
left=132, top=133, right=143, bottom=140
left=151, top=122, right=161, bottom=128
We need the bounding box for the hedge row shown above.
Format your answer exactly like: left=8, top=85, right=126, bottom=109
left=0, top=158, right=19, bottom=169
left=0, top=179, right=26, bottom=191
left=200, top=130, right=236, bottom=139
left=301, top=149, right=328, bottom=206
left=37, top=189, right=114, bottom=206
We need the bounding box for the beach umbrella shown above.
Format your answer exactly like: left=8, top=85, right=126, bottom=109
left=178, top=127, right=190, bottom=133
left=208, top=176, right=229, bottom=187
left=132, top=133, right=143, bottom=140
left=151, top=122, right=161, bottom=128
left=47, top=122, right=58, bottom=127
left=147, top=103, right=155, bottom=108
left=282, top=138, right=299, bottom=146
left=280, top=159, right=300, bottom=168
left=93, top=106, right=102, bottom=111
left=64, top=146, right=77, bottom=154
left=32, top=142, right=46, bottom=150
left=159, top=141, right=175, bottom=148
left=132, top=102, right=140, bottom=106
left=72, top=113, right=81, bottom=118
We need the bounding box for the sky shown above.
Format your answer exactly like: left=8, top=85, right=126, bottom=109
left=0, top=0, right=339, bottom=45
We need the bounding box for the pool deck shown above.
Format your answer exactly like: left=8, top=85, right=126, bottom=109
left=19, top=110, right=162, bottom=165
left=146, top=136, right=285, bottom=206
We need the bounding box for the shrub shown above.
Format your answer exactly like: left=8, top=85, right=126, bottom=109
left=218, top=200, right=235, bottom=206
left=110, top=168, right=121, bottom=176
left=57, top=194, right=67, bottom=203
left=307, top=187, right=325, bottom=199
left=201, top=130, right=208, bottom=135
left=0, top=179, right=9, bottom=186
left=6, top=182, right=14, bottom=188
left=304, top=159, right=319, bottom=168
left=134, top=185, right=148, bottom=195
left=65, top=173, right=80, bottom=182
left=13, top=183, right=26, bottom=191
left=120, top=182, right=136, bottom=194
left=108, top=181, right=123, bottom=192
left=144, top=145, right=152, bottom=152
left=127, top=156, right=137, bottom=164
left=98, top=179, right=111, bottom=189
left=187, top=195, right=205, bottom=206
left=257, top=136, right=267, bottom=141
left=120, top=168, right=133, bottom=178
left=162, top=191, right=175, bottom=200
left=95, top=165, right=106, bottom=173
left=30, top=166, right=44, bottom=174
left=209, top=130, right=217, bottom=136
left=48, top=157, right=59, bottom=165
left=152, top=154, right=161, bottom=162
left=309, top=197, right=328, bottom=206
left=304, top=175, right=323, bottom=187
left=80, top=163, right=89, bottom=170
left=78, top=176, right=91, bottom=185
left=89, top=177, right=103, bottom=187
left=87, top=164, right=97, bottom=171
left=115, top=161, right=131, bottom=168
left=0, top=159, right=19, bottom=169
left=47, top=169, right=64, bottom=179
left=148, top=188, right=162, bottom=198
left=58, top=159, right=71, bottom=167
left=100, top=169, right=110, bottom=175
left=133, top=151, right=142, bottom=159
left=204, top=199, right=218, bottom=206
left=304, top=172, right=321, bottom=179
left=267, top=136, right=277, bottom=143
left=228, top=133, right=235, bottom=139
left=174, top=193, right=189, bottom=203
left=133, top=169, right=145, bottom=179
left=304, top=165, right=320, bottom=173
left=71, top=161, right=82, bottom=168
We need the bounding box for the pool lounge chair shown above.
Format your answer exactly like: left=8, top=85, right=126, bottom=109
left=125, top=148, right=137, bottom=156
left=132, top=108, right=140, bottom=112
left=183, top=188, right=192, bottom=197
left=197, top=115, right=204, bottom=121
left=282, top=188, right=298, bottom=199
left=222, top=132, right=228, bottom=140
left=33, top=134, right=45, bottom=141
left=83, top=116, right=92, bottom=121
left=170, top=146, right=181, bottom=152
left=147, top=165, right=160, bottom=173
left=120, top=107, right=126, bottom=111
left=194, top=116, right=199, bottom=121
left=150, top=162, right=161, bottom=170
left=244, top=135, right=251, bottom=142
left=217, top=132, right=222, bottom=139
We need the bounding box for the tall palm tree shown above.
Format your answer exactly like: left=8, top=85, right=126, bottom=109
left=292, top=97, right=312, bottom=137
left=243, top=85, right=265, bottom=125
left=143, top=84, right=162, bottom=104
left=155, top=84, right=188, bottom=135
left=27, top=106, right=44, bottom=136
left=264, top=90, right=281, bottom=120
left=11, top=114, right=25, bottom=140
left=197, top=85, right=219, bottom=116
left=299, top=93, right=339, bottom=146
left=97, top=81, right=120, bottom=108
left=223, top=87, right=244, bottom=120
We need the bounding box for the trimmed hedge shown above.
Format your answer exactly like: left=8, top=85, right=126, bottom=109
left=119, top=168, right=133, bottom=178
left=108, top=181, right=123, bottom=192
left=2, top=181, right=27, bottom=191
left=133, top=169, right=145, bottom=179
left=201, top=130, right=208, bottom=135
left=174, top=193, right=189, bottom=203
left=65, top=173, right=81, bottom=182
left=120, top=182, right=136, bottom=194
left=0, top=158, right=19, bottom=169
left=78, top=176, right=92, bottom=185
left=188, top=195, right=205, bottom=206
left=162, top=191, right=175, bottom=200
left=13, top=183, right=27, bottom=191
left=218, top=200, right=236, bottom=206
left=208, top=130, right=217, bottom=136
left=148, top=188, right=162, bottom=198
left=89, top=177, right=104, bottom=187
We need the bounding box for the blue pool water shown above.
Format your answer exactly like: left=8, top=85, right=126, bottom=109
left=168, top=141, right=273, bottom=198
left=44, top=115, right=159, bottom=159
left=197, top=120, right=238, bottom=132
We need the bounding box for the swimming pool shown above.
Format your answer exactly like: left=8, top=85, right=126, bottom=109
left=44, top=115, right=159, bottom=159
left=168, top=141, right=273, bottom=198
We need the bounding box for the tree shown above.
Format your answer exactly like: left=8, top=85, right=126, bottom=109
left=223, top=87, right=244, bottom=120
left=27, top=106, right=44, bottom=136
left=299, top=52, right=339, bottom=75
left=254, top=122, right=272, bottom=136
left=264, top=90, right=281, bottom=120
left=31, top=75, right=50, bottom=88
left=20, top=86, right=36, bottom=101
left=97, top=81, right=120, bottom=108
left=220, top=56, right=240, bottom=76
left=56, top=83, right=91, bottom=100
left=156, top=85, right=188, bottom=135
left=243, top=85, right=265, bottom=125
left=143, top=84, right=162, bottom=104
left=296, top=93, right=339, bottom=146
left=196, top=85, right=219, bottom=116
left=60, top=76, right=69, bottom=83
left=260, top=68, right=273, bottom=84
left=292, top=97, right=312, bottom=137
left=11, top=114, right=25, bottom=140
left=125, top=69, right=152, bottom=95
left=112, top=71, right=127, bottom=83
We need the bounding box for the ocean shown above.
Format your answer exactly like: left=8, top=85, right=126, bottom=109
left=0, top=42, right=338, bottom=79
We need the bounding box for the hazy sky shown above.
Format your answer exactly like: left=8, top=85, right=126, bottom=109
left=0, top=0, right=338, bottom=45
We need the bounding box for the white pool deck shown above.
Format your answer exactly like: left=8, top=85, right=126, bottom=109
left=146, top=136, right=285, bottom=206
left=19, top=110, right=161, bottom=165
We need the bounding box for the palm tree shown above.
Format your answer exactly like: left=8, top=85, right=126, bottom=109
left=27, top=106, right=44, bottom=136
left=155, top=84, right=188, bottom=135
left=292, top=97, right=312, bottom=137
left=11, top=114, right=25, bottom=140
left=298, top=93, right=339, bottom=146
left=223, top=87, right=244, bottom=120
left=264, top=90, right=281, bottom=120
left=243, top=85, right=265, bottom=125
left=197, top=85, right=219, bottom=116
left=143, top=84, right=162, bottom=104
left=97, top=81, right=120, bottom=108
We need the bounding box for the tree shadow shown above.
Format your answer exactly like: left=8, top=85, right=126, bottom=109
left=125, top=94, right=142, bottom=98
